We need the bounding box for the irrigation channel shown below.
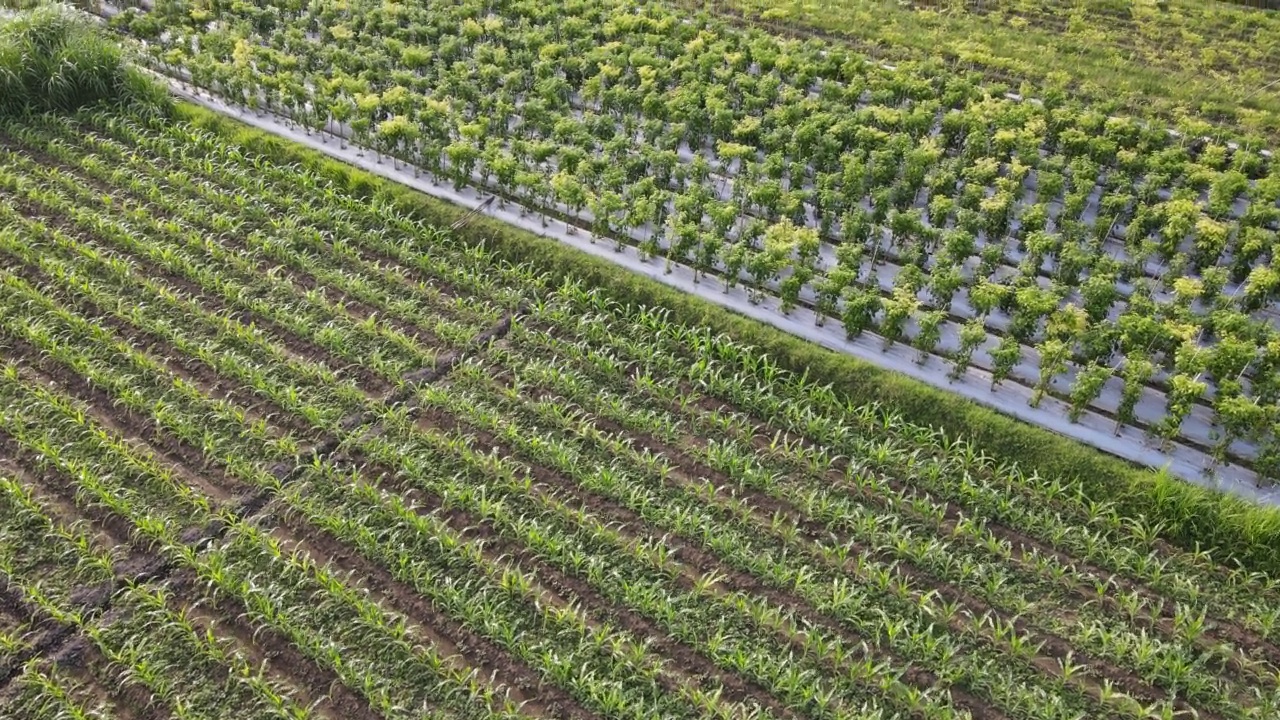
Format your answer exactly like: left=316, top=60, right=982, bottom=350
left=149, top=77, right=1279, bottom=505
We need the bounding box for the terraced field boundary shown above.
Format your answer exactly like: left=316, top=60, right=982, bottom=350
left=164, top=97, right=1280, bottom=578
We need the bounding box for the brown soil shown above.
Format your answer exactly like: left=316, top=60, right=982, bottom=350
left=466, top=352, right=1247, bottom=718
left=161, top=569, right=359, bottom=720
left=410, top=389, right=1010, bottom=719
left=255, top=483, right=595, bottom=720
left=53, top=635, right=171, bottom=720
left=0, top=221, right=369, bottom=437
left=0, top=179, right=392, bottom=395
left=51, top=121, right=503, bottom=325
left=358, top=408, right=803, bottom=720
left=533, top=319, right=1280, bottom=682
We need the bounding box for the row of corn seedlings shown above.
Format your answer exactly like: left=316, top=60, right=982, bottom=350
left=360, top=391, right=919, bottom=720
left=411, top=365, right=1108, bottom=720
left=544, top=283, right=1280, bottom=634
left=0, top=465, right=315, bottom=719
left=486, top=332, right=1280, bottom=701
left=5, top=118, right=504, bottom=345
left=0, top=359, right=520, bottom=720
left=5, top=661, right=116, bottom=720
left=0, top=271, right=531, bottom=718
left=0, top=258, right=762, bottom=719
left=74, top=110, right=536, bottom=312
left=0, top=216, right=361, bottom=433
left=0, top=630, right=31, bottom=671
left=3, top=107, right=1277, bottom=719
left=458, top=353, right=1218, bottom=717
left=0, top=224, right=911, bottom=717
left=0, top=150, right=439, bottom=385
left=462, top=315, right=1259, bottom=715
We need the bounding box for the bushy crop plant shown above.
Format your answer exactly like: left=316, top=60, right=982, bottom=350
left=0, top=2, right=168, bottom=117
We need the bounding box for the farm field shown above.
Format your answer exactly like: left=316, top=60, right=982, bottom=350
left=4, top=104, right=1280, bottom=720
left=104, top=0, right=1280, bottom=483
left=7, top=2, right=1280, bottom=718
left=712, top=0, right=1280, bottom=143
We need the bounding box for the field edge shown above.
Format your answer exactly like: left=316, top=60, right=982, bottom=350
left=170, top=102, right=1280, bottom=578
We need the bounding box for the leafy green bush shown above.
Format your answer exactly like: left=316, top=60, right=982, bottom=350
left=0, top=4, right=168, bottom=116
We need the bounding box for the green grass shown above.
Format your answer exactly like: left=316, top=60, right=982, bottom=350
left=0, top=4, right=168, bottom=117
left=174, top=100, right=1280, bottom=577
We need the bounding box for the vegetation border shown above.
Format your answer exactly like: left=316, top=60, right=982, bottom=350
left=172, top=101, right=1280, bottom=577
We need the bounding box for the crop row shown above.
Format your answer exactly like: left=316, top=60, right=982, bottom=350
left=0, top=451, right=317, bottom=720
left=19, top=105, right=1280, bottom=634
left=4, top=105, right=1280, bottom=718
left=0, top=219, right=769, bottom=718
left=0, top=225, right=1264, bottom=717
left=10, top=106, right=1257, bottom=472
left=717, top=0, right=1280, bottom=142
left=0, top=269, right=1105, bottom=720
left=103, top=0, right=1280, bottom=475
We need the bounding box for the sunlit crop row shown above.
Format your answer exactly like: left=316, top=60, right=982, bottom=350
left=1, top=108, right=1278, bottom=719
left=108, top=0, right=1280, bottom=474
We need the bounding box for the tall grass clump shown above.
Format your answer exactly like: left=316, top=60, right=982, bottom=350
left=0, top=3, right=168, bottom=117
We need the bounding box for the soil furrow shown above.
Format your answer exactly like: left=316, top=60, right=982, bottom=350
left=408, top=393, right=1007, bottom=719
left=447, top=360, right=1254, bottom=718
left=565, top=330, right=1280, bottom=663
left=0, top=395, right=424, bottom=720
left=64, top=118, right=500, bottom=314
left=0, top=249, right=344, bottom=442
left=160, top=568, right=352, bottom=720
left=1, top=129, right=478, bottom=343
left=0, top=575, right=76, bottom=690
left=1, top=186, right=392, bottom=395
left=43, top=634, right=171, bottom=720
left=6, top=345, right=266, bottom=508
left=337, top=424, right=802, bottom=720
left=531, top=381, right=1239, bottom=719
left=538, top=372, right=1280, bottom=690
left=256, top=495, right=589, bottom=720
